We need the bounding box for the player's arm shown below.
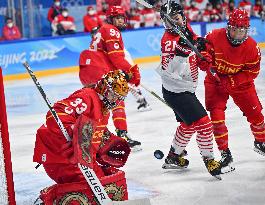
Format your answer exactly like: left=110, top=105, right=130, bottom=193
left=103, top=27, right=132, bottom=71
left=102, top=27, right=141, bottom=85
left=231, top=43, right=261, bottom=86
left=243, top=44, right=261, bottom=79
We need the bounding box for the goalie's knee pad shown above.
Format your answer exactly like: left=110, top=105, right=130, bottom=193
left=39, top=170, right=128, bottom=204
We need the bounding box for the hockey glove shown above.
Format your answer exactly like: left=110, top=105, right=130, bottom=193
left=195, top=37, right=208, bottom=52
left=128, top=64, right=141, bottom=86
left=97, top=133, right=131, bottom=168
left=196, top=51, right=212, bottom=71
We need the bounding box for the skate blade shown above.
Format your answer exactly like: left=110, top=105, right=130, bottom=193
left=221, top=164, right=235, bottom=174
left=162, top=163, right=188, bottom=169
left=137, top=106, right=152, bottom=112
left=213, top=175, right=222, bottom=180
left=131, top=145, right=142, bottom=152
left=253, top=147, right=265, bottom=156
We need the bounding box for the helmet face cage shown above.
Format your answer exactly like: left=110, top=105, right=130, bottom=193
left=96, top=70, right=129, bottom=109
left=226, top=9, right=250, bottom=45
left=161, top=2, right=186, bottom=33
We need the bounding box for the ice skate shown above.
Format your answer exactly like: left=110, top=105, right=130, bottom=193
left=254, top=140, right=265, bottom=156
left=137, top=98, right=152, bottom=112
left=162, top=146, right=189, bottom=169
left=116, top=129, right=142, bottom=152
left=220, top=148, right=235, bottom=174
left=203, top=157, right=222, bottom=180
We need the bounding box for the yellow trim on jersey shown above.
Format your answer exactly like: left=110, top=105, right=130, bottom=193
left=215, top=57, right=260, bottom=67
left=113, top=117, right=126, bottom=121
left=252, top=130, right=265, bottom=134
left=214, top=133, right=228, bottom=139
left=212, top=120, right=225, bottom=124
left=96, top=125, right=107, bottom=128
left=46, top=112, right=68, bottom=120
left=105, top=39, right=119, bottom=43
left=57, top=101, right=69, bottom=107
left=245, top=59, right=260, bottom=65
left=243, top=70, right=259, bottom=74
left=112, top=106, right=125, bottom=111
left=108, top=50, right=124, bottom=54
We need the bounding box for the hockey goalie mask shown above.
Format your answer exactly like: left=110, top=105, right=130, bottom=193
left=226, top=9, right=250, bottom=46
left=106, top=6, right=127, bottom=30
left=95, top=70, right=129, bottom=110
left=160, top=2, right=186, bottom=33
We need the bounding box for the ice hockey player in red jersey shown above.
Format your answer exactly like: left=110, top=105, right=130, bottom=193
left=156, top=2, right=222, bottom=178
left=33, top=70, right=132, bottom=204
left=199, top=9, right=265, bottom=172
left=79, top=6, right=147, bottom=151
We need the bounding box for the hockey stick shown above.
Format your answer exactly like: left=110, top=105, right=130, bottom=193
left=140, top=84, right=169, bottom=107
left=136, top=0, right=219, bottom=80
left=23, top=62, right=151, bottom=205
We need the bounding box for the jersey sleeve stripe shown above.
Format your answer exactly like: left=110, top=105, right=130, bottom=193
left=108, top=50, right=124, bottom=54
left=105, top=39, right=119, bottom=43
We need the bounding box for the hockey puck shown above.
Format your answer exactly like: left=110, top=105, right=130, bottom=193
left=154, top=150, right=164, bottom=159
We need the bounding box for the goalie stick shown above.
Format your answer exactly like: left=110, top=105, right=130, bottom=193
left=136, top=0, right=219, bottom=80
left=23, top=62, right=151, bottom=205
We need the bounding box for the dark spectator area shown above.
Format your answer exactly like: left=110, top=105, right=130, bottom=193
left=0, top=0, right=265, bottom=41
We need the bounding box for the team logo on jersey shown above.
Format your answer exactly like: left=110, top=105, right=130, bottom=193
left=58, top=192, right=90, bottom=205
left=114, top=43, right=120, bottom=50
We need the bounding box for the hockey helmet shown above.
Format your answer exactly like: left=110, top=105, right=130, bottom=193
left=106, top=6, right=127, bottom=30
left=226, top=9, right=250, bottom=45
left=160, top=1, right=186, bottom=32
left=95, top=70, right=129, bottom=109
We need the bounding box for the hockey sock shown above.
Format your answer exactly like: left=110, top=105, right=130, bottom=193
left=251, top=121, right=265, bottom=142
left=194, top=116, right=214, bottom=159
left=112, top=101, right=127, bottom=131
left=172, top=122, right=195, bottom=155
left=129, top=85, right=145, bottom=102
left=212, top=120, right=229, bottom=151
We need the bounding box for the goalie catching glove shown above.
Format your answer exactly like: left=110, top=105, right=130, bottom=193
left=97, top=132, right=131, bottom=168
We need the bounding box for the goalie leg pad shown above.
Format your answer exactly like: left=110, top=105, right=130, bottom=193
left=39, top=170, right=128, bottom=204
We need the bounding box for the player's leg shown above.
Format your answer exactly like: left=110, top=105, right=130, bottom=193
left=205, top=80, right=234, bottom=172
left=231, top=83, right=265, bottom=156
left=112, top=100, right=142, bottom=151
left=162, top=87, right=221, bottom=176
left=129, top=84, right=151, bottom=112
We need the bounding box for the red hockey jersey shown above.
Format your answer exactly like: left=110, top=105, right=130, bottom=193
left=206, top=28, right=261, bottom=83
left=33, top=88, right=110, bottom=165
left=79, top=23, right=133, bottom=86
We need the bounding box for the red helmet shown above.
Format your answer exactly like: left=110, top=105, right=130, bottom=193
left=228, top=9, right=250, bottom=28
left=226, top=9, right=250, bottom=45
left=106, top=6, right=126, bottom=18
left=106, top=6, right=127, bottom=30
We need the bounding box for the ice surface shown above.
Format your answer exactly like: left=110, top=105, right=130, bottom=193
left=4, top=58, right=265, bottom=205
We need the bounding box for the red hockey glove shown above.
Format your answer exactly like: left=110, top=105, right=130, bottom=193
left=128, top=64, right=141, bottom=86
left=97, top=133, right=131, bottom=168
left=196, top=52, right=212, bottom=71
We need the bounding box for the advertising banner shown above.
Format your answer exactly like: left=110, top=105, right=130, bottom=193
left=0, top=34, right=91, bottom=75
